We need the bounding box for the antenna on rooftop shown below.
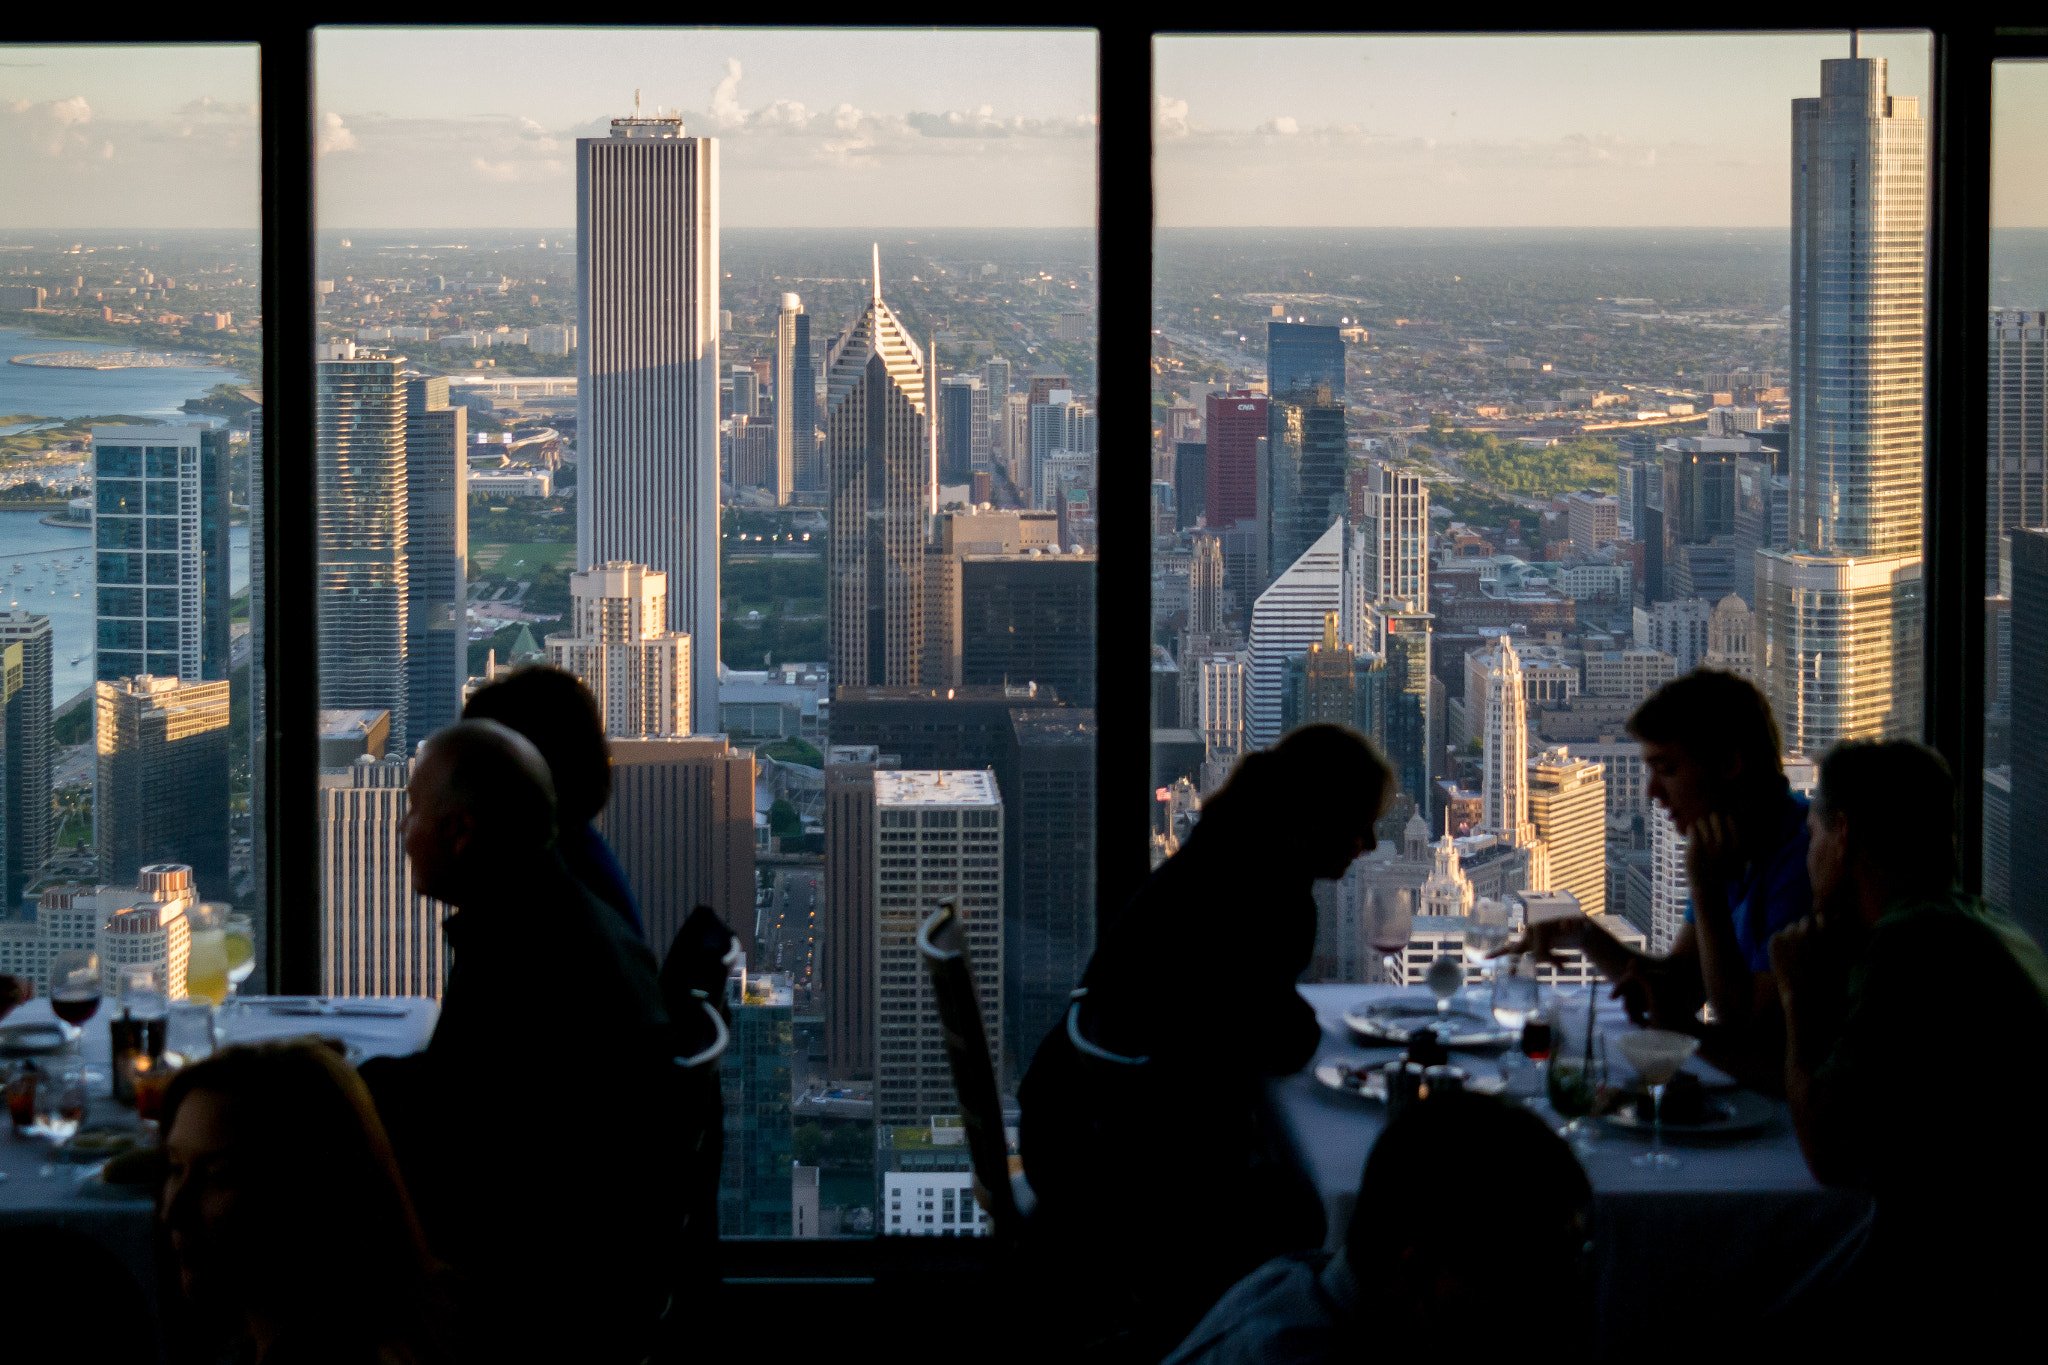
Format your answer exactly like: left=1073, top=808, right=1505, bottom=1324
left=635, top=88, right=643, bottom=117
left=1850, top=29, right=1859, bottom=59
left=872, top=243, right=882, bottom=305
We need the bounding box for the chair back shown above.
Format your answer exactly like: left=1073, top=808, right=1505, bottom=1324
left=918, top=896, right=1023, bottom=1236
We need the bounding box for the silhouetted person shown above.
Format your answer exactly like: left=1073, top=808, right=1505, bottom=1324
left=1769, top=741, right=2048, bottom=1347
left=159, top=1042, right=457, bottom=1365
left=1019, top=724, right=1393, bottom=1361
left=1520, top=670, right=1809, bottom=1085
left=1166, top=1091, right=1591, bottom=1364
left=359, top=720, right=678, bottom=1363
left=464, top=664, right=644, bottom=940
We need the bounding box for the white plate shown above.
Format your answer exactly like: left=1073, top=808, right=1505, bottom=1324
left=1342, top=999, right=1514, bottom=1049
left=1601, top=1087, right=1776, bottom=1137
left=1314, top=1056, right=1508, bottom=1102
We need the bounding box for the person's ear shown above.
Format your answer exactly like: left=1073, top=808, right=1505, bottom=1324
left=447, top=810, right=478, bottom=861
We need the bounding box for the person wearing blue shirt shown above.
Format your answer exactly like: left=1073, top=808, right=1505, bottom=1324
left=1521, top=670, right=1811, bottom=1084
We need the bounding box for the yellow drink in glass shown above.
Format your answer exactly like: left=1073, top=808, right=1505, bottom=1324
left=187, top=927, right=230, bottom=1006
left=225, top=928, right=255, bottom=974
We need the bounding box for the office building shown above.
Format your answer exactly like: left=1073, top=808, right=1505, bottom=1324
left=728, top=364, right=759, bottom=419
left=982, top=357, right=1011, bottom=405
left=95, top=675, right=230, bottom=896
left=1479, top=636, right=1538, bottom=850
left=545, top=561, right=692, bottom=738
left=1294, top=611, right=1359, bottom=730
left=1703, top=594, right=1756, bottom=680
left=776, top=293, right=818, bottom=498
left=2008, top=528, right=2048, bottom=943
left=317, top=751, right=447, bottom=998
left=576, top=113, right=721, bottom=734
left=97, top=867, right=197, bottom=999
left=1174, top=442, right=1207, bottom=531
left=939, top=375, right=989, bottom=484
left=1527, top=748, right=1606, bottom=916
left=317, top=707, right=389, bottom=767
left=1646, top=802, right=1688, bottom=954
left=1990, top=311, right=2047, bottom=580
left=1248, top=520, right=1344, bottom=749
left=91, top=424, right=233, bottom=684
left=405, top=377, right=468, bottom=742
left=1004, top=709, right=1095, bottom=1073
left=249, top=407, right=266, bottom=959
left=1584, top=648, right=1678, bottom=704
left=1266, top=386, right=1347, bottom=580
left=721, top=963, right=795, bottom=1236
left=1352, top=458, right=1430, bottom=633
left=1189, top=532, right=1227, bottom=639
left=0, top=613, right=52, bottom=908
left=1377, top=602, right=1435, bottom=808
left=826, top=248, right=931, bottom=690
left=316, top=353, right=411, bottom=748
left=1563, top=490, right=1620, bottom=551
left=599, top=737, right=755, bottom=963
left=884, top=1167, right=992, bottom=1237
left=1268, top=321, right=1345, bottom=399
left=824, top=745, right=883, bottom=1080
left=1204, top=392, right=1267, bottom=531
left=1028, top=392, right=1093, bottom=512
left=1985, top=765, right=2012, bottom=915
left=959, top=553, right=1096, bottom=707
left=923, top=509, right=1060, bottom=689
left=1760, top=55, right=1926, bottom=754
left=1635, top=598, right=1712, bottom=674
left=873, top=770, right=1003, bottom=1127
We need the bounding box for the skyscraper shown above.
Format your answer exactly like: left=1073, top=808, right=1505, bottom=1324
left=873, top=770, right=1003, bottom=1128
left=959, top=552, right=1097, bottom=707
left=576, top=112, right=721, bottom=734
left=2007, top=528, right=2048, bottom=943
left=0, top=613, right=52, bottom=908
left=1248, top=520, right=1344, bottom=749
left=938, top=375, right=989, bottom=485
left=1351, top=458, right=1430, bottom=645
left=317, top=749, right=447, bottom=998
left=405, top=377, right=467, bottom=742
left=823, top=745, right=882, bottom=1081
left=96, top=674, right=230, bottom=896
left=545, top=561, right=692, bottom=737
left=1527, top=748, right=1606, bottom=916
left=1004, top=709, right=1095, bottom=1075
left=316, top=351, right=411, bottom=749
left=1377, top=603, right=1435, bottom=808
left=599, top=737, right=755, bottom=960
left=921, top=509, right=1061, bottom=689
left=721, top=961, right=794, bottom=1235
left=1990, top=311, right=2047, bottom=581
left=1266, top=386, right=1347, bottom=580
left=91, top=424, right=232, bottom=684
left=775, top=293, right=817, bottom=499
left=1298, top=611, right=1358, bottom=728
left=1267, top=321, right=1346, bottom=400
left=1480, top=636, right=1537, bottom=849
left=1204, top=392, right=1267, bottom=532
left=826, top=247, right=931, bottom=691
left=1758, top=55, right=1926, bottom=755
left=1173, top=441, right=1208, bottom=532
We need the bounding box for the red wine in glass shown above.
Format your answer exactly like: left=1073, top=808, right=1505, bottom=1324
left=1521, top=1016, right=1553, bottom=1061
left=52, top=988, right=100, bottom=1026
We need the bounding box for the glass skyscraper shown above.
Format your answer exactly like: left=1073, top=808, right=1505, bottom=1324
left=316, top=352, right=411, bottom=749
left=1267, top=321, right=1345, bottom=400
left=91, top=424, right=232, bottom=684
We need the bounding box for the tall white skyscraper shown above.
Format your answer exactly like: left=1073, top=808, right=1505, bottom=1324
left=872, top=770, right=1002, bottom=1128
left=1758, top=54, right=1926, bottom=754
left=774, top=293, right=816, bottom=501
left=576, top=113, right=720, bottom=733
left=545, top=561, right=693, bottom=738
left=1646, top=801, right=1689, bottom=955
left=1248, top=519, right=1344, bottom=749
left=315, top=357, right=411, bottom=748
left=1353, top=457, right=1429, bottom=640
left=1480, top=635, right=1537, bottom=849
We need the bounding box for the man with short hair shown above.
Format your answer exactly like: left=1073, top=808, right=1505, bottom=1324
left=1519, top=670, right=1811, bottom=1076
left=1769, top=740, right=2048, bottom=1340
left=362, top=720, right=679, bottom=1362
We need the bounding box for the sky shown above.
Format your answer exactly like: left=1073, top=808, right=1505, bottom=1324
left=1, top=33, right=2042, bottom=231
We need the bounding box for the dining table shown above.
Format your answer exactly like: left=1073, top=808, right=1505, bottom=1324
left=0, top=993, right=439, bottom=1347
left=1266, top=983, right=1873, bottom=1358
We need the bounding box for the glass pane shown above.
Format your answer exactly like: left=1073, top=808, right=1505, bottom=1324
left=313, top=28, right=1097, bottom=1239
left=1986, top=58, right=2047, bottom=938
left=0, top=46, right=263, bottom=1002
left=1152, top=32, right=1929, bottom=970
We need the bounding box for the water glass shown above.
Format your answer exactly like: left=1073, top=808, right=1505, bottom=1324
left=166, top=1000, right=216, bottom=1062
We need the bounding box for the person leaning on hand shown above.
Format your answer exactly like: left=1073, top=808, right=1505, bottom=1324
left=1508, top=671, right=1811, bottom=1084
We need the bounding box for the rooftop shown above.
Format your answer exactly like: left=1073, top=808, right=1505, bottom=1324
left=874, top=770, right=1000, bottom=807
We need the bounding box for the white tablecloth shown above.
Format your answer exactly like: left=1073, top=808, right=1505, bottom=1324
left=1268, top=985, right=1871, bottom=1355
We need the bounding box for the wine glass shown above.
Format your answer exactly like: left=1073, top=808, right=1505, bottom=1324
left=1462, top=898, right=1512, bottom=971
left=48, top=949, right=100, bottom=1047
left=1616, top=1029, right=1701, bottom=1172
left=1424, top=955, right=1463, bottom=1020
left=1364, top=887, right=1415, bottom=988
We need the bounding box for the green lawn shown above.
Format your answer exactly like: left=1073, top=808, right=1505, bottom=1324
left=471, top=542, right=577, bottom=576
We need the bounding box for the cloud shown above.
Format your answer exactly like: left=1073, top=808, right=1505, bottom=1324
left=0, top=93, right=258, bottom=226
left=709, top=57, right=747, bottom=129
left=318, top=111, right=357, bottom=155
left=1157, top=96, right=1192, bottom=140
left=471, top=156, right=566, bottom=183
left=1259, top=116, right=1300, bottom=136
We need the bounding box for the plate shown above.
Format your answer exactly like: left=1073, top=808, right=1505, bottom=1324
left=1601, top=1087, right=1776, bottom=1138
left=1342, top=999, right=1514, bottom=1049
left=1314, top=1056, right=1508, bottom=1102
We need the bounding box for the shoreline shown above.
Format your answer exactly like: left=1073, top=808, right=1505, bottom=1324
left=36, top=511, right=89, bottom=528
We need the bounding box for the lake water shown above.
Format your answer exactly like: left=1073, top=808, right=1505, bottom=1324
left=0, top=327, right=250, bottom=705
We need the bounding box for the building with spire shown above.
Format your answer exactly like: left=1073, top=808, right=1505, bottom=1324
left=576, top=111, right=721, bottom=733
left=775, top=292, right=817, bottom=499
left=826, top=246, right=933, bottom=692
left=1481, top=636, right=1537, bottom=848
left=1419, top=813, right=1475, bottom=918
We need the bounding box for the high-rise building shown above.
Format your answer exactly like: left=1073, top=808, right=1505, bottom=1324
left=1189, top=532, right=1226, bottom=640
left=721, top=961, right=794, bottom=1235
left=1377, top=602, right=1435, bottom=808
left=317, top=750, right=447, bottom=998
left=545, top=561, right=692, bottom=738
left=873, top=770, right=1003, bottom=1128
left=982, top=357, right=1012, bottom=405
left=776, top=293, right=818, bottom=499
left=1703, top=594, right=1756, bottom=680
left=1267, top=322, right=1345, bottom=400
left=1005, top=709, right=1095, bottom=1074
left=95, top=675, right=230, bottom=896
left=2007, top=528, right=2048, bottom=943
left=1353, top=458, right=1430, bottom=635
left=826, top=247, right=931, bottom=691
left=1759, top=55, right=1926, bottom=754
left=576, top=113, right=721, bottom=734
left=0, top=613, right=52, bottom=908
left=728, top=363, right=759, bottom=419
left=1984, top=764, right=2012, bottom=915
left=1646, top=801, right=1688, bottom=955
left=922, top=509, right=1060, bottom=689
left=405, top=377, right=467, bottom=743
left=1563, top=490, right=1620, bottom=551
left=1196, top=651, right=1250, bottom=786
left=91, top=424, right=233, bottom=684
left=1297, top=611, right=1358, bottom=729
left=1527, top=748, right=1606, bottom=916
left=1248, top=520, right=1344, bottom=749
left=1204, top=392, right=1267, bottom=531
left=959, top=553, right=1096, bottom=707
left=1634, top=598, right=1713, bottom=673
left=823, top=745, right=883, bottom=1080
left=1584, top=648, right=1678, bottom=704
left=599, top=736, right=755, bottom=960
left=1027, top=391, right=1093, bottom=512
left=1174, top=441, right=1208, bottom=531
left=1266, top=387, right=1347, bottom=580
left=938, top=375, right=989, bottom=485
left=1990, top=311, right=2047, bottom=581
left=1480, top=636, right=1537, bottom=849
left=316, top=353, right=411, bottom=748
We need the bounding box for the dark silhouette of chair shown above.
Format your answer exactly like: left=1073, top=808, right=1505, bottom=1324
left=918, top=896, right=1035, bottom=1241
left=656, top=906, right=739, bottom=1338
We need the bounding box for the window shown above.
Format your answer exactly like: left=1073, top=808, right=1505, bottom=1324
left=1150, top=31, right=1934, bottom=972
